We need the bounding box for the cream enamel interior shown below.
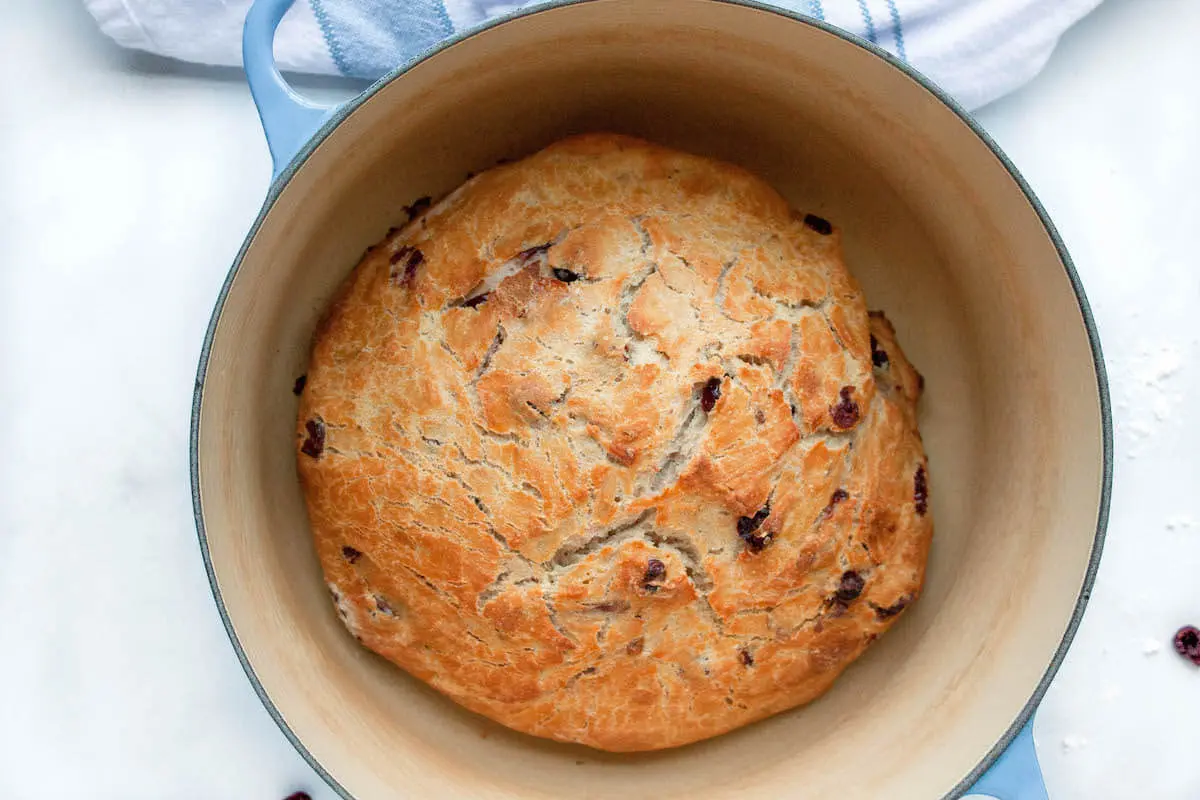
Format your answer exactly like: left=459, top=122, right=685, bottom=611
left=195, top=1, right=1106, bottom=797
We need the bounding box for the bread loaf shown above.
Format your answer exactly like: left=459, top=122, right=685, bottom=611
left=296, top=134, right=932, bottom=752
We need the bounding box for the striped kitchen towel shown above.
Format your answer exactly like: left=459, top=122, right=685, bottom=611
left=83, top=0, right=1102, bottom=111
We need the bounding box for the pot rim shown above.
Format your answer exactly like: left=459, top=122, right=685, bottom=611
left=189, top=1, right=1113, bottom=797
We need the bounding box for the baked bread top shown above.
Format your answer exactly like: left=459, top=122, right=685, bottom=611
left=296, top=134, right=932, bottom=752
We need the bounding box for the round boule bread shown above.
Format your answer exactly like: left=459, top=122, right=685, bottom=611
left=295, top=133, right=932, bottom=752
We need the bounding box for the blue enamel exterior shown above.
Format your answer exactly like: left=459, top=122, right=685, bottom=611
left=243, top=0, right=334, bottom=176
left=224, top=1, right=1113, bottom=797
left=970, top=718, right=1049, bottom=799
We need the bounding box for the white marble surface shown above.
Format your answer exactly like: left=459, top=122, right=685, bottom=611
left=1, top=1, right=1197, bottom=798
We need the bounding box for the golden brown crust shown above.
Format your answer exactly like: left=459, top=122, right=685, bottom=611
left=296, top=134, right=933, bottom=752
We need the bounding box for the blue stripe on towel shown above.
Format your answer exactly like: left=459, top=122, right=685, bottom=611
left=308, top=0, right=454, bottom=79
left=856, top=0, right=879, bottom=44
left=884, top=0, right=907, bottom=60
left=811, top=0, right=825, bottom=21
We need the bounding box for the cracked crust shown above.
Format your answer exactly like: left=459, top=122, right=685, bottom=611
left=296, top=134, right=933, bottom=752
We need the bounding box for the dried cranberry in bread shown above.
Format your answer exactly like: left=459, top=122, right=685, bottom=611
left=296, top=134, right=932, bottom=752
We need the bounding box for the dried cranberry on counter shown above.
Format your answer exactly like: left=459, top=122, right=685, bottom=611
left=1175, top=626, right=1200, bottom=665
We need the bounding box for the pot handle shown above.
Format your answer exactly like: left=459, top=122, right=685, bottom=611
left=968, top=718, right=1048, bottom=800
left=243, top=0, right=336, bottom=177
